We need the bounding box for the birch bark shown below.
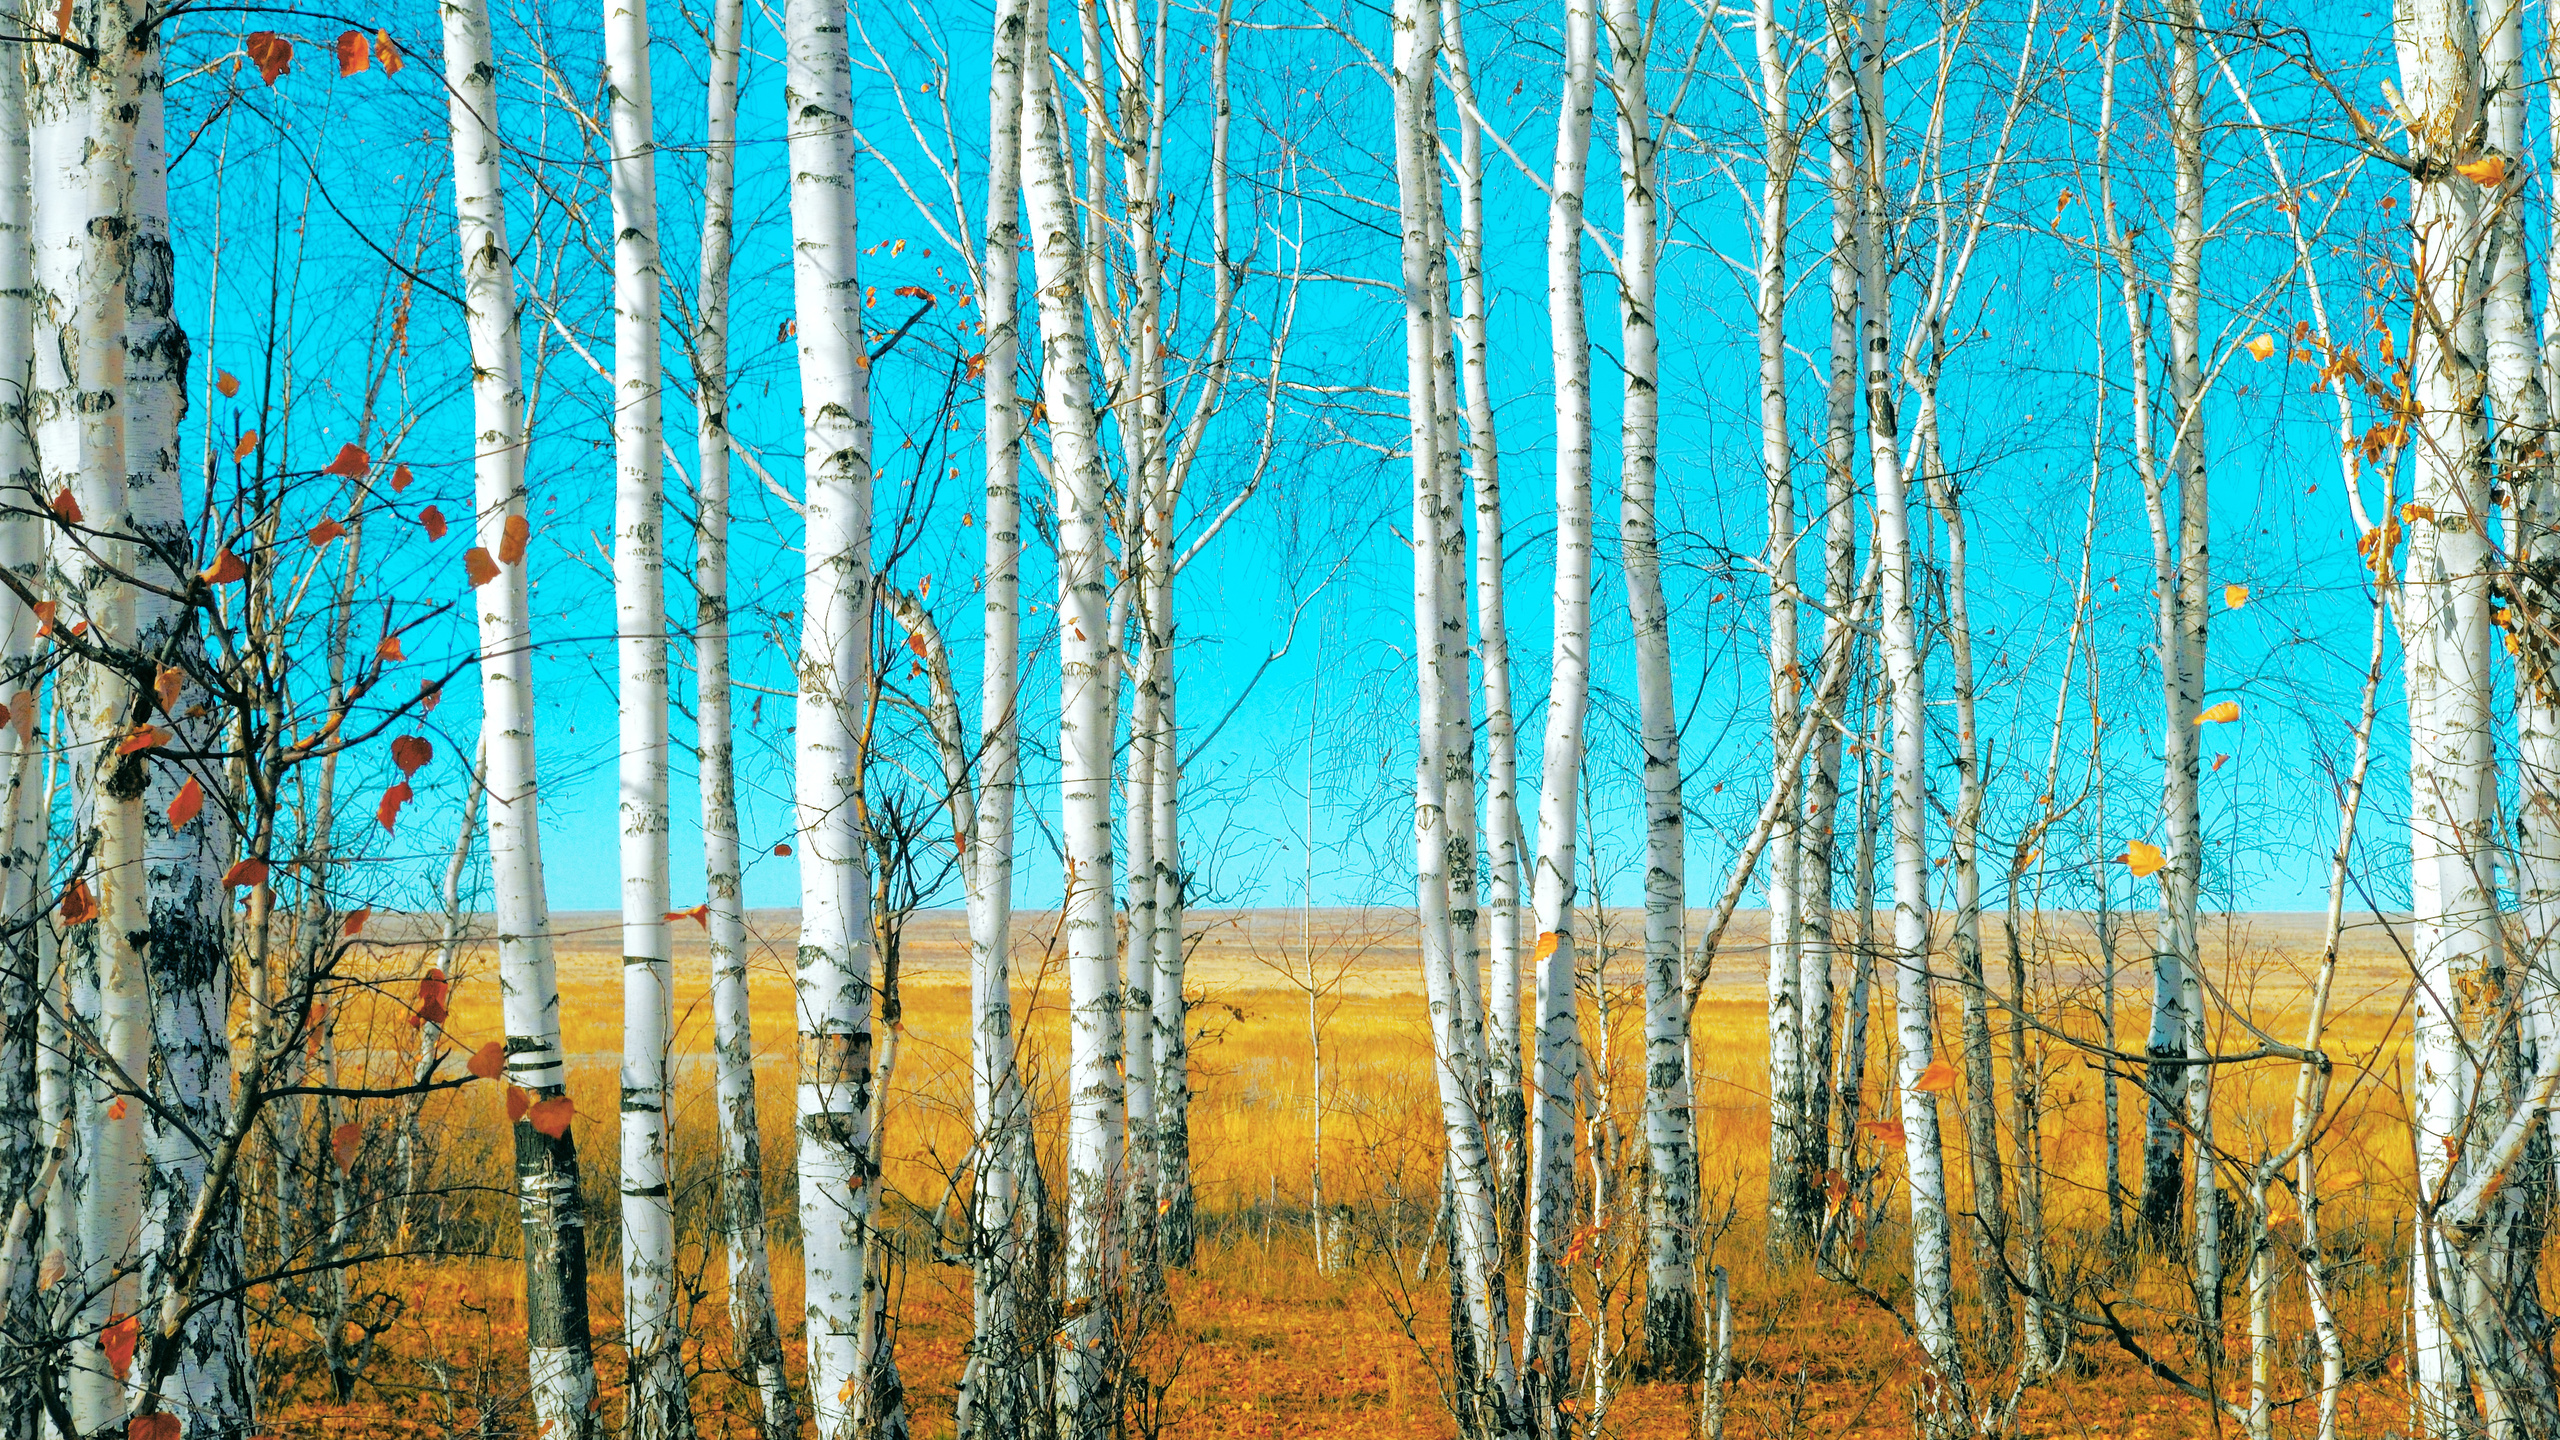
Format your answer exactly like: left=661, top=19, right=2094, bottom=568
left=959, top=2, right=1039, bottom=1431
left=1023, top=8, right=1123, bottom=1427
left=1812, top=0, right=1858, bottom=1208
left=1524, top=1, right=1599, bottom=1413
left=696, top=0, right=794, bottom=1426
left=0, top=30, right=32, bottom=1411
left=440, top=0, right=600, bottom=1427
left=784, top=0, right=883, bottom=1424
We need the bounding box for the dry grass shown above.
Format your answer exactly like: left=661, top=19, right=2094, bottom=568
left=254, top=906, right=2436, bottom=1438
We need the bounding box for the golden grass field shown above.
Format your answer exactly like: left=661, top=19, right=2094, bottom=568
left=254, top=905, right=2437, bottom=1438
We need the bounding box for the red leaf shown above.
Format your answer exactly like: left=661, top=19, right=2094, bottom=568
left=498, top=513, right=529, bottom=564
left=663, top=902, right=710, bottom=928
left=527, top=1096, right=574, bottom=1138
left=199, top=549, right=248, bottom=584
left=101, top=1313, right=138, bottom=1379
left=9, top=690, right=30, bottom=741
left=375, top=781, right=414, bottom=833
left=376, top=634, right=404, bottom=661
left=390, top=734, right=434, bottom=775
left=375, top=31, right=405, bottom=75
left=49, top=488, right=80, bottom=524
left=391, top=462, right=415, bottom=492
left=342, top=906, right=372, bottom=937
left=464, top=547, right=499, bottom=587
left=329, top=1121, right=361, bottom=1171
left=334, top=29, right=369, bottom=76
left=468, top=1041, right=506, bottom=1080
left=222, top=859, right=270, bottom=889
left=774, top=842, right=793, bottom=857
left=419, top=680, right=442, bottom=713
left=307, top=517, right=346, bottom=547
left=167, top=777, right=205, bottom=830
left=420, top=506, right=447, bottom=540
left=418, top=967, right=450, bottom=1025
left=129, top=1413, right=180, bottom=1440
left=244, top=32, right=291, bottom=85
left=58, top=877, right=95, bottom=924
left=506, top=1086, right=530, bottom=1122
left=323, top=442, right=369, bottom=478
left=906, top=631, right=928, bottom=659
left=116, top=726, right=168, bottom=756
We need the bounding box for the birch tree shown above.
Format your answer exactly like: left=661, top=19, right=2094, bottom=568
left=784, top=0, right=886, bottom=1425
left=439, top=0, right=600, bottom=1428
left=694, top=0, right=794, bottom=1426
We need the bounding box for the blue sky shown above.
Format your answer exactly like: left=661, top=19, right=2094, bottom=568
left=162, top=0, right=2418, bottom=923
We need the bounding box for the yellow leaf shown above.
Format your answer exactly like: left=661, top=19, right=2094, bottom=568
left=1531, top=931, right=1561, bottom=965
left=2197, top=699, right=2241, bottom=724
left=2457, top=155, right=2507, bottom=187
left=2120, top=839, right=2166, bottom=878
left=2245, top=334, right=2275, bottom=361
left=2224, top=583, right=2249, bottom=609
left=1911, top=1058, right=1959, bottom=1093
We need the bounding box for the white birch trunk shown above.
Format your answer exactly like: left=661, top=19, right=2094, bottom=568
left=605, top=0, right=679, bottom=1426
left=1524, top=0, right=1597, bottom=1413
left=441, top=0, right=600, bottom=1427
left=1856, top=0, right=1959, bottom=1397
left=959, top=4, right=1039, bottom=1431
left=1023, top=11, right=1122, bottom=1427
left=1606, top=0, right=1693, bottom=1381
left=1811, top=0, right=1857, bottom=1202
left=0, top=37, right=34, bottom=1400
left=696, top=0, right=794, bottom=1426
left=784, top=0, right=882, bottom=1426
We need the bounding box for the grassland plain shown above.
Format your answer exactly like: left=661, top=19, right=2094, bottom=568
left=260, top=907, right=2431, bottom=1438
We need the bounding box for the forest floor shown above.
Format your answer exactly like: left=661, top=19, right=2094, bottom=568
left=255, top=906, right=2429, bottom=1438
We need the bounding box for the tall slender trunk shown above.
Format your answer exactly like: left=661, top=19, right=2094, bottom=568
left=960, top=3, right=1039, bottom=1432
left=0, top=32, right=35, bottom=1424
left=1524, top=2, right=1598, bottom=1418
left=1605, top=0, right=1692, bottom=1382
left=440, top=0, right=600, bottom=1427
left=1810, top=0, right=1858, bottom=1216
left=783, top=0, right=881, bottom=1426
left=1752, top=0, right=1809, bottom=1265
left=605, top=0, right=679, bottom=1425
left=1024, top=9, right=1122, bottom=1427
left=1437, top=0, right=1525, bottom=1249
left=1855, top=0, right=1960, bottom=1401
left=696, top=0, right=794, bottom=1427
left=1396, top=7, right=1522, bottom=1433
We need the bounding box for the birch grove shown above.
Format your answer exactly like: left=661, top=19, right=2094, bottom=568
left=12, top=2, right=2560, bottom=1438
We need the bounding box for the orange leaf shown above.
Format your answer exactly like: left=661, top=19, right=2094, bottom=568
left=106, top=1097, right=127, bottom=1121
left=330, top=1121, right=361, bottom=1171
left=31, top=601, right=53, bottom=639
left=506, top=1086, right=530, bottom=1123
left=50, top=0, right=68, bottom=37
left=1531, top=931, right=1561, bottom=965
left=906, top=630, right=929, bottom=659
left=420, top=506, right=448, bottom=540
left=418, top=967, right=450, bottom=1025
left=376, top=634, right=404, bottom=661
left=2224, top=583, right=2249, bottom=609
left=231, top=432, right=258, bottom=462
left=1859, top=1118, right=1907, bottom=1145
left=244, top=32, right=292, bottom=85
left=200, top=549, right=248, bottom=584
left=468, top=1041, right=506, bottom=1081
left=391, top=734, right=434, bottom=775
left=129, top=1413, right=181, bottom=1440
left=391, top=462, right=415, bottom=492
left=2245, top=334, right=2275, bottom=362
left=58, top=877, right=95, bottom=924
left=342, top=906, right=372, bottom=937
left=153, top=666, right=183, bottom=715
left=323, top=442, right=369, bottom=478
left=2210, top=753, right=2230, bottom=774
left=116, top=726, right=168, bottom=755
left=307, top=517, right=347, bottom=547
left=498, top=513, right=529, bottom=565
left=527, top=1096, right=575, bottom=1138
left=2119, top=840, right=2166, bottom=878
left=215, top=370, right=240, bottom=398
left=2197, top=699, right=2241, bottom=725
left=222, top=859, right=270, bottom=889
left=334, top=29, right=369, bottom=76
left=375, top=31, right=405, bottom=75
left=376, top=781, right=414, bottom=833
left=419, top=680, right=442, bottom=713
left=464, top=547, right=499, bottom=587
left=1910, top=1058, right=1959, bottom=1094
left=101, top=1313, right=138, bottom=1379
left=167, top=777, right=205, bottom=830
left=49, top=488, right=80, bottom=524
left=10, top=690, right=30, bottom=741
left=2458, top=155, right=2508, bottom=187
left=664, top=902, right=711, bottom=928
